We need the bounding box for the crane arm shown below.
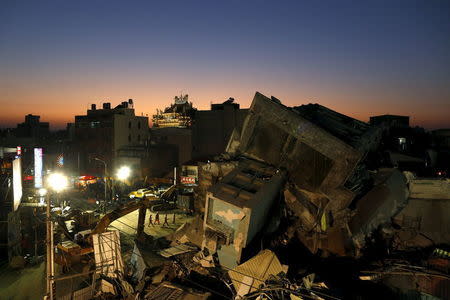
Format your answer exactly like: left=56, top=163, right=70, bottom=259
left=90, top=199, right=145, bottom=236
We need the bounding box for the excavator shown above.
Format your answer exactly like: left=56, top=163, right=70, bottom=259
left=55, top=185, right=179, bottom=269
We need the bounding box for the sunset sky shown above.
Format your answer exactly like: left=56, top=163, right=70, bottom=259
left=1, top=0, right=449, bottom=130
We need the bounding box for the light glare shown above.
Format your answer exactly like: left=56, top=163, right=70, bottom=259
left=47, top=173, right=68, bottom=192
left=117, top=166, right=131, bottom=180
left=38, top=188, right=47, bottom=196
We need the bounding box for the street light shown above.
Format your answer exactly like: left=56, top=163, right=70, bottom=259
left=45, top=172, right=68, bottom=300
left=47, top=173, right=68, bottom=193
left=116, top=166, right=131, bottom=181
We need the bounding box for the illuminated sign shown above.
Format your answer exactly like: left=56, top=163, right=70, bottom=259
left=12, top=158, right=22, bottom=211
left=57, top=154, right=64, bottom=167
left=16, top=146, right=22, bottom=156
left=180, top=176, right=196, bottom=185
left=34, top=148, right=43, bottom=188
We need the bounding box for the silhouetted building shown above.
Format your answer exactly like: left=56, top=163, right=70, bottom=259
left=192, top=98, right=248, bottom=159
left=146, top=127, right=192, bottom=178
left=147, top=97, right=248, bottom=177
left=429, top=129, right=450, bottom=177
left=16, top=114, right=49, bottom=139
left=370, top=114, right=410, bottom=128
left=72, top=100, right=149, bottom=175
left=369, top=114, right=433, bottom=175
left=432, top=129, right=450, bottom=150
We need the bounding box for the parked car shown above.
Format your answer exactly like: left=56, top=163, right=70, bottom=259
left=128, top=188, right=156, bottom=199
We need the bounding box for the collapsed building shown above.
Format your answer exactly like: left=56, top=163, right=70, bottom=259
left=172, top=92, right=448, bottom=299
left=128, top=92, right=448, bottom=299
left=212, top=92, right=387, bottom=257
left=186, top=93, right=415, bottom=260
left=45, top=91, right=448, bottom=300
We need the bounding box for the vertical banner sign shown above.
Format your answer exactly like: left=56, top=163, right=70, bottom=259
left=12, top=157, right=22, bottom=211
left=34, top=148, right=43, bottom=188
left=16, top=146, right=22, bottom=156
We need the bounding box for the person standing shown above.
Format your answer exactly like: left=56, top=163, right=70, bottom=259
left=155, top=212, right=160, bottom=225
left=148, top=214, right=154, bottom=227
left=163, top=214, right=169, bottom=227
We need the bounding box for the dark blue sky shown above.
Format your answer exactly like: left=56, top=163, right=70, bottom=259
left=1, top=0, right=449, bottom=128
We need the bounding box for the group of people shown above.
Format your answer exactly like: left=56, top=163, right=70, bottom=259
left=148, top=212, right=176, bottom=227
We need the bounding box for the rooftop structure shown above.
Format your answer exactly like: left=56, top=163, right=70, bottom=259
left=152, top=94, right=196, bottom=128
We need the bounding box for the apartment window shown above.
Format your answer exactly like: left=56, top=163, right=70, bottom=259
left=138, top=122, right=141, bottom=129
left=128, top=134, right=131, bottom=142
left=90, top=121, right=100, bottom=128
left=128, top=121, right=131, bottom=129
left=138, top=135, right=141, bottom=142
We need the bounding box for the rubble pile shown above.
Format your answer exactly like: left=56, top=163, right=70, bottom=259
left=159, top=93, right=449, bottom=299
left=83, top=92, right=449, bottom=299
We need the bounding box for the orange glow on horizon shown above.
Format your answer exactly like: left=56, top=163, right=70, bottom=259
left=1, top=83, right=449, bottom=130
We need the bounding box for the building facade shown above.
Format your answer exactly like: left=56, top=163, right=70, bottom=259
left=147, top=97, right=248, bottom=178
left=72, top=100, right=149, bottom=176
left=192, top=98, right=248, bottom=160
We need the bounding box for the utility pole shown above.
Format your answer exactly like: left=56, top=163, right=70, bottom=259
left=173, top=166, right=177, bottom=185
left=46, top=192, right=55, bottom=300
left=94, top=158, right=108, bottom=213
left=44, top=173, right=68, bottom=300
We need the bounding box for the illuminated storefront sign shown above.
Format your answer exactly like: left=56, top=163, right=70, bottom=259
left=180, top=176, right=196, bottom=185
left=16, top=146, right=22, bottom=156
left=34, top=148, right=43, bottom=188
left=12, top=158, right=22, bottom=211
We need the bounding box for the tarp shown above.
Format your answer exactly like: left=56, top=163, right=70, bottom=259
left=228, top=249, right=286, bottom=297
